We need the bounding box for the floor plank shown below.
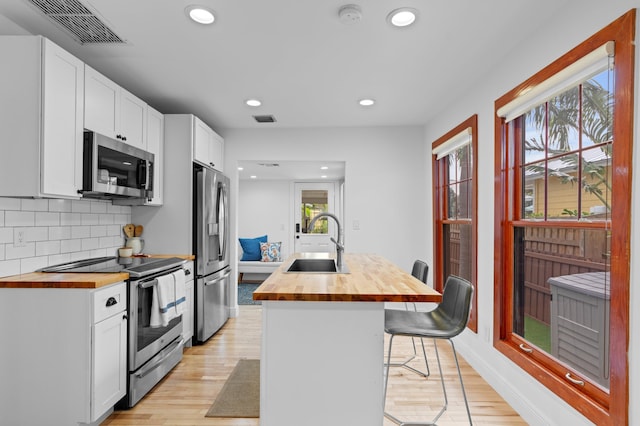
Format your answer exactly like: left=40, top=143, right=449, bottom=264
left=103, top=305, right=525, bottom=426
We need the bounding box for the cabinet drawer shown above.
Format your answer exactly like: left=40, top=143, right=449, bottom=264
left=93, top=282, right=126, bottom=323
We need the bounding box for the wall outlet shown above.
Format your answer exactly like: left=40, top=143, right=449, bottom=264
left=352, top=220, right=360, bottom=231
left=15, top=230, right=26, bottom=248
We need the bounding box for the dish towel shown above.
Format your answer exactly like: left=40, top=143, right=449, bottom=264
left=150, top=270, right=187, bottom=327
left=151, top=274, right=178, bottom=327
left=173, top=269, right=186, bottom=316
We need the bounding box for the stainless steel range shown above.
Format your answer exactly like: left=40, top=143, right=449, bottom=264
left=39, top=256, right=189, bottom=407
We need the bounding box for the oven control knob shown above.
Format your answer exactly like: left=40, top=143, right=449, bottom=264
left=123, top=314, right=128, bottom=320
left=106, top=297, right=118, bottom=307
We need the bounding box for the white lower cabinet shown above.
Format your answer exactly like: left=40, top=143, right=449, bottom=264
left=0, top=281, right=127, bottom=426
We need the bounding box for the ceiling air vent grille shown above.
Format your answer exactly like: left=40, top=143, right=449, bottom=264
left=27, top=0, right=126, bottom=44
left=253, top=115, right=277, bottom=123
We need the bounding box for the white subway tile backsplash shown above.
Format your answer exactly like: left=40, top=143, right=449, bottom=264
left=48, top=253, right=71, bottom=265
left=1, top=197, right=130, bottom=274
left=35, top=212, right=60, bottom=226
left=91, top=225, right=107, bottom=238
left=61, top=212, right=82, bottom=226
left=90, top=201, right=108, bottom=213
left=0, top=198, right=21, bottom=211
left=21, top=199, right=48, bottom=212
left=6, top=243, right=35, bottom=259
left=60, top=239, right=82, bottom=253
left=36, top=240, right=61, bottom=256
left=21, top=227, right=48, bottom=242
left=107, top=224, right=122, bottom=236
left=5, top=211, right=35, bottom=227
left=81, top=213, right=99, bottom=226
left=21, top=256, right=48, bottom=273
left=71, top=226, right=91, bottom=239
left=49, top=226, right=72, bottom=240
left=115, top=214, right=130, bottom=224
left=81, top=238, right=99, bottom=251
left=0, top=228, right=12, bottom=244
left=99, top=213, right=114, bottom=225
left=0, top=259, right=21, bottom=277
left=48, top=199, right=73, bottom=213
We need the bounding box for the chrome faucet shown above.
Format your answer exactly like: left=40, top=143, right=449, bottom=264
left=308, top=212, right=344, bottom=268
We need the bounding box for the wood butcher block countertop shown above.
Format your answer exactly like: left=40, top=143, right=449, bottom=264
left=253, top=253, right=442, bottom=303
left=0, top=254, right=194, bottom=289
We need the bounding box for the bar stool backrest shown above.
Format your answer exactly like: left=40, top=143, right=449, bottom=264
left=433, top=275, right=474, bottom=338
left=411, top=260, right=429, bottom=284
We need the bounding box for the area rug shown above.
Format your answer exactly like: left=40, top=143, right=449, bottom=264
left=205, top=359, right=260, bottom=418
left=238, top=283, right=261, bottom=305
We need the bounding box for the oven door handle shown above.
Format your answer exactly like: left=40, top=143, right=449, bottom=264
left=139, top=278, right=158, bottom=289
left=134, top=338, right=184, bottom=378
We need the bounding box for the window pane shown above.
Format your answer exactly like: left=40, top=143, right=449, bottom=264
left=548, top=86, right=580, bottom=154
left=513, top=225, right=610, bottom=389
left=582, top=70, right=613, bottom=149
left=444, top=223, right=472, bottom=282
left=547, top=154, right=579, bottom=218
left=523, top=161, right=545, bottom=219
left=582, top=145, right=612, bottom=218
left=524, top=108, right=546, bottom=164
left=447, top=183, right=458, bottom=219
left=301, top=190, right=328, bottom=233
left=448, top=152, right=459, bottom=183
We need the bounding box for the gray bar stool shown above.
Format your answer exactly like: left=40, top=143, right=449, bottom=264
left=383, top=275, right=474, bottom=425
left=385, top=260, right=431, bottom=377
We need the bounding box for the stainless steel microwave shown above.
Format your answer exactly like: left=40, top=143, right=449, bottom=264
left=81, top=131, right=154, bottom=200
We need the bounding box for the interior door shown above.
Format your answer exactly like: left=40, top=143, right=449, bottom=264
left=294, top=182, right=336, bottom=253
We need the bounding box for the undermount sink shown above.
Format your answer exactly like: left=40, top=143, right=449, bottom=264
left=285, top=258, right=349, bottom=274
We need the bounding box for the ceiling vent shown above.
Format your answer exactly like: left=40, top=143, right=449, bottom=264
left=258, top=163, right=280, bottom=167
left=27, top=0, right=126, bottom=44
left=253, top=115, right=277, bottom=123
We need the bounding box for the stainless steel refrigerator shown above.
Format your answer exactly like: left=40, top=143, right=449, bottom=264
left=194, top=165, right=231, bottom=343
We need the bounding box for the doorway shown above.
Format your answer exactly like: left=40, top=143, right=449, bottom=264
left=293, top=182, right=339, bottom=253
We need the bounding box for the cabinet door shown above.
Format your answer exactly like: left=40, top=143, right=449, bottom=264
left=84, top=65, right=119, bottom=138
left=146, top=106, right=164, bottom=205
left=92, top=311, right=127, bottom=421
left=193, top=116, right=211, bottom=167
left=210, top=130, right=224, bottom=172
left=120, top=88, right=147, bottom=149
left=41, top=39, right=84, bottom=198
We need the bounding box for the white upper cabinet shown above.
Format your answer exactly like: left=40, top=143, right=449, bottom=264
left=145, top=106, right=164, bottom=205
left=85, top=65, right=147, bottom=150
left=193, top=116, right=224, bottom=172
left=0, top=36, right=83, bottom=199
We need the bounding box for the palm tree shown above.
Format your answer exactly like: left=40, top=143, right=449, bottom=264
left=524, top=71, right=613, bottom=215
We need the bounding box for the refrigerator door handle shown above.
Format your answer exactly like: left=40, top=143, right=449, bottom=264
left=204, top=269, right=232, bottom=285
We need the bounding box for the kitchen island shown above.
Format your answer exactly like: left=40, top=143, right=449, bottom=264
left=253, top=253, right=441, bottom=426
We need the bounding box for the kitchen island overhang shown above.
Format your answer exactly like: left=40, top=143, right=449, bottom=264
left=254, top=253, right=441, bottom=426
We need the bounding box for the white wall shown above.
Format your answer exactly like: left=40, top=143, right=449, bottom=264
left=0, top=197, right=131, bottom=277
left=422, top=3, right=638, bottom=425
left=224, top=126, right=428, bottom=288
left=237, top=179, right=291, bottom=258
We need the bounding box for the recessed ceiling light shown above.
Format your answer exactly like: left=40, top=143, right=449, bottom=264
left=387, top=8, right=417, bottom=27
left=237, top=166, right=244, bottom=171
left=250, top=175, right=257, bottom=179
left=321, top=175, right=328, bottom=179
left=320, top=166, right=329, bottom=170
left=246, top=99, right=262, bottom=107
left=186, top=5, right=215, bottom=25
left=359, top=99, right=375, bottom=107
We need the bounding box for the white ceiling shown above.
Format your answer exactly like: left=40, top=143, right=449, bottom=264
left=0, top=0, right=569, bottom=133
left=238, top=160, right=345, bottom=181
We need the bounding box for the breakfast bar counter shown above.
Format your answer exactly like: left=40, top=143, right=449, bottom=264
left=254, top=253, right=441, bottom=426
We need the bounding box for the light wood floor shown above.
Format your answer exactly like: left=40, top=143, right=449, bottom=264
left=103, top=305, right=526, bottom=426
